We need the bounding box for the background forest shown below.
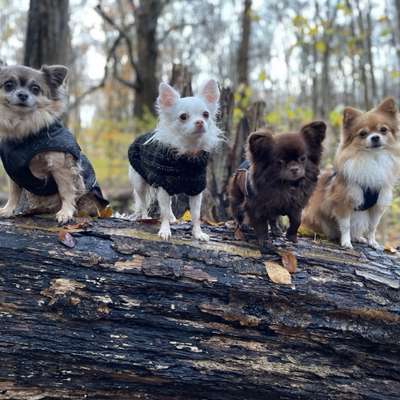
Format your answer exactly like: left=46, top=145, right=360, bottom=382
left=1, top=0, right=400, bottom=243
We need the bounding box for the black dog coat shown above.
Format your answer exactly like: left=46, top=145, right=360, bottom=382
left=0, top=121, right=108, bottom=206
left=128, top=131, right=209, bottom=196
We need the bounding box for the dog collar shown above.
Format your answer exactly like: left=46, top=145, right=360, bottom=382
left=236, top=160, right=256, bottom=199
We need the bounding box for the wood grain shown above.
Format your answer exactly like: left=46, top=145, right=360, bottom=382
left=0, top=216, right=399, bottom=399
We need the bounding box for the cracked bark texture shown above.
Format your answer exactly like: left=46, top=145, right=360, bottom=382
left=0, top=216, right=399, bottom=400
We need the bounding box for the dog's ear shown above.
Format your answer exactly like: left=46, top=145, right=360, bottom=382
left=301, top=121, right=326, bottom=146
left=301, top=121, right=326, bottom=164
left=41, top=65, right=69, bottom=88
left=375, top=97, right=398, bottom=116
left=343, top=107, right=363, bottom=129
left=157, top=82, right=180, bottom=110
left=247, top=130, right=274, bottom=163
left=199, top=79, right=220, bottom=114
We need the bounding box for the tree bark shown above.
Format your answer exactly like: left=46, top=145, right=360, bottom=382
left=24, top=0, right=70, bottom=68
left=395, top=0, right=400, bottom=67
left=204, top=87, right=235, bottom=221
left=354, top=0, right=371, bottom=109
left=0, top=216, right=400, bottom=399
left=236, top=0, right=252, bottom=85
left=132, top=0, right=163, bottom=117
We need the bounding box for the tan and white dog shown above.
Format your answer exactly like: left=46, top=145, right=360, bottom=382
left=302, top=98, right=400, bottom=249
left=0, top=64, right=108, bottom=223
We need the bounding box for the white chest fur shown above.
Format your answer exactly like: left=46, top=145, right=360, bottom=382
left=341, top=151, right=397, bottom=190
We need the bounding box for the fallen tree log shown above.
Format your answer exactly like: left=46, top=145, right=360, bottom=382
left=0, top=216, right=399, bottom=400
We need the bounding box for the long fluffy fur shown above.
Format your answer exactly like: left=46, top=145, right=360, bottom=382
left=0, top=64, right=103, bottom=222
left=229, top=121, right=326, bottom=251
left=0, top=65, right=66, bottom=141
left=302, top=97, right=400, bottom=249
left=129, top=80, right=221, bottom=241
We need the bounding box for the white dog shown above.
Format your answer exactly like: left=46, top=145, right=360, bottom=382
left=128, top=80, right=221, bottom=241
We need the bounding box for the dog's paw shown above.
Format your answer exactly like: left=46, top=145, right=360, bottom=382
left=193, top=228, right=209, bottom=242
left=368, top=239, right=383, bottom=251
left=270, top=226, right=282, bottom=237
left=286, top=233, right=298, bottom=243
left=0, top=206, right=15, bottom=218
left=132, top=211, right=150, bottom=220
left=259, top=241, right=274, bottom=255
left=234, top=226, right=246, bottom=241
left=56, top=208, right=74, bottom=225
left=340, top=239, right=353, bottom=249
left=158, top=224, right=172, bottom=240
left=354, top=237, right=368, bottom=244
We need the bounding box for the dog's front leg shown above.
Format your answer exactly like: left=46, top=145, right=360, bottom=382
left=189, top=192, right=209, bottom=241
left=0, top=177, right=22, bottom=218
left=337, top=214, right=352, bottom=249
left=157, top=188, right=172, bottom=240
left=248, top=213, right=271, bottom=254
left=286, top=209, right=301, bottom=243
left=50, top=157, right=78, bottom=224
left=367, top=205, right=386, bottom=250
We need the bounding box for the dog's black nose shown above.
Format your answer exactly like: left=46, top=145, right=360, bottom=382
left=371, top=135, right=380, bottom=143
left=17, top=92, right=28, bottom=102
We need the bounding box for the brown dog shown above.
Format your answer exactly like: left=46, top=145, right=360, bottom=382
left=229, top=121, right=326, bottom=252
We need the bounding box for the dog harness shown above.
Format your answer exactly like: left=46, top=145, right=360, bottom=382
left=235, top=159, right=255, bottom=198
left=128, top=131, right=209, bottom=196
left=328, top=171, right=379, bottom=211
left=0, top=121, right=108, bottom=206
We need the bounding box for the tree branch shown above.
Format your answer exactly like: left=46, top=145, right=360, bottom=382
left=95, top=3, right=141, bottom=87
left=67, top=34, right=122, bottom=111
left=158, top=19, right=207, bottom=44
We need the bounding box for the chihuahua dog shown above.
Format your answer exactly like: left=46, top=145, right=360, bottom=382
left=128, top=80, right=221, bottom=241
left=229, top=121, right=326, bottom=252
left=302, top=98, right=400, bottom=249
left=0, top=64, right=108, bottom=223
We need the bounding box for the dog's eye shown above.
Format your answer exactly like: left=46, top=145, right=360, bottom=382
left=203, top=111, right=209, bottom=119
left=30, top=84, right=41, bottom=95
left=359, top=130, right=368, bottom=138
left=179, top=113, right=188, bottom=121
left=3, top=81, right=15, bottom=92
left=299, top=155, right=306, bottom=162
left=379, top=126, right=388, bottom=134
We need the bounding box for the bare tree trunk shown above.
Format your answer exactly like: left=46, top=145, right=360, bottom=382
left=203, top=87, right=235, bottom=221
left=311, top=7, right=319, bottom=117
left=317, top=0, right=338, bottom=118
left=346, top=0, right=357, bottom=105
left=236, top=0, right=252, bottom=85
left=354, top=0, right=370, bottom=109
left=393, top=0, right=400, bottom=99
left=365, top=1, right=377, bottom=102
left=133, top=0, right=163, bottom=117
left=95, top=1, right=165, bottom=118
left=395, top=0, right=400, bottom=63
left=170, top=63, right=193, bottom=96
left=24, top=0, right=70, bottom=68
